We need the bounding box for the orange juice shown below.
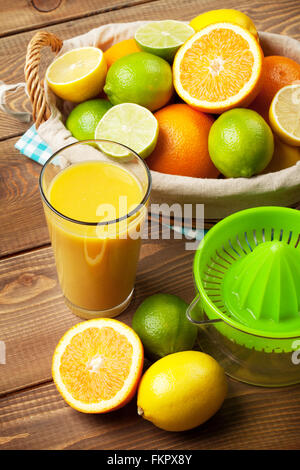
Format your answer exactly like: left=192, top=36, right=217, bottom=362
left=44, top=160, right=146, bottom=318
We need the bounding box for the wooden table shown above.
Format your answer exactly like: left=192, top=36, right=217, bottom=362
left=0, top=0, right=300, bottom=451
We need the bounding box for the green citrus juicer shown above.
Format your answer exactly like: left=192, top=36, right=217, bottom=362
left=187, top=207, right=300, bottom=387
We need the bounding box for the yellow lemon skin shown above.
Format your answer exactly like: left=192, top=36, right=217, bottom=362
left=137, top=351, right=227, bottom=432
left=190, top=9, right=258, bottom=40
left=262, top=135, right=300, bottom=173
left=46, top=47, right=107, bottom=103
left=269, top=85, right=300, bottom=147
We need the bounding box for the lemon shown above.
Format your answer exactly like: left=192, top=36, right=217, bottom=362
left=269, top=84, right=300, bottom=147
left=132, top=293, right=197, bottom=360
left=95, top=103, right=159, bottom=159
left=46, top=47, right=107, bottom=102
left=190, top=8, right=258, bottom=40
left=137, top=351, right=227, bottom=432
left=262, top=135, right=300, bottom=173
left=135, top=20, right=194, bottom=62
left=208, top=108, right=274, bottom=178
left=103, top=52, right=173, bottom=111
left=66, top=99, right=112, bottom=140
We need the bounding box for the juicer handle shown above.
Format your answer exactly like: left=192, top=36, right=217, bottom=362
left=186, top=295, right=223, bottom=325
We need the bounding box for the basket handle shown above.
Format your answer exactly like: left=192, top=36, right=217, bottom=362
left=25, top=31, right=63, bottom=128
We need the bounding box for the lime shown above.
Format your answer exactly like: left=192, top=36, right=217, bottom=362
left=46, top=47, right=107, bottom=102
left=137, top=351, right=227, bottom=431
left=208, top=108, right=274, bottom=178
left=132, top=293, right=197, bottom=360
left=135, top=20, right=194, bottom=62
left=95, top=103, right=158, bottom=159
left=190, top=9, right=258, bottom=40
left=66, top=99, right=112, bottom=140
left=103, top=52, right=173, bottom=111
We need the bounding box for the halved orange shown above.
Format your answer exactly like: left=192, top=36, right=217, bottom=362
left=173, top=22, right=263, bottom=113
left=52, top=319, right=144, bottom=413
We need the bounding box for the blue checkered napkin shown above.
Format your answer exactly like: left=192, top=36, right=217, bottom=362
left=15, top=125, right=52, bottom=165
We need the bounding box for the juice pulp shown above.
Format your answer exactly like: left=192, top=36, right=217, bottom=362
left=46, top=160, right=145, bottom=317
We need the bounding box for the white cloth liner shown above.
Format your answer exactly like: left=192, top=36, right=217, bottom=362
left=36, top=21, right=300, bottom=219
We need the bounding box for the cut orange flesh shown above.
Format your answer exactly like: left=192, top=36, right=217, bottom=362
left=173, top=23, right=263, bottom=113
left=52, top=319, right=144, bottom=413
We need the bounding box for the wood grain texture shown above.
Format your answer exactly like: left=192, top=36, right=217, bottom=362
left=0, top=137, right=212, bottom=258
left=0, top=0, right=300, bottom=139
left=0, top=88, right=31, bottom=141
left=0, top=375, right=299, bottom=450
left=0, top=137, right=49, bottom=257
left=1, top=0, right=300, bottom=451
left=0, top=0, right=157, bottom=139
left=0, top=231, right=194, bottom=395
left=0, top=240, right=299, bottom=450
left=1, top=138, right=298, bottom=258
left=0, top=0, right=156, bottom=37
left=0, top=0, right=299, bottom=257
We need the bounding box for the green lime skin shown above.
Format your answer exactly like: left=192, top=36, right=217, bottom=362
left=134, top=20, right=195, bottom=63
left=132, top=293, right=198, bottom=360
left=208, top=108, right=274, bottom=178
left=66, top=99, right=113, bottom=140
left=135, top=41, right=179, bottom=64
left=103, top=52, right=174, bottom=112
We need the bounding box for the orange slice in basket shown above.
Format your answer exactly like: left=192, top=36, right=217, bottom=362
left=52, top=319, right=144, bottom=413
left=173, top=23, right=263, bottom=113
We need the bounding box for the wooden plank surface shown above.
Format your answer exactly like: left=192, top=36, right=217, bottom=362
left=0, top=137, right=49, bottom=257
left=0, top=239, right=300, bottom=450
left=0, top=0, right=300, bottom=256
left=0, top=0, right=156, bottom=37
left=1, top=380, right=300, bottom=450
left=0, top=0, right=156, bottom=140
left=1, top=0, right=300, bottom=140
left=1, top=0, right=300, bottom=451
left=0, top=231, right=190, bottom=395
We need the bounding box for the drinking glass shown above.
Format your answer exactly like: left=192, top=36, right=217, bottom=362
left=39, top=140, right=151, bottom=319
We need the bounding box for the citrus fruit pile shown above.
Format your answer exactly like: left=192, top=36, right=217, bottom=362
left=52, top=293, right=227, bottom=432
left=46, top=9, right=300, bottom=178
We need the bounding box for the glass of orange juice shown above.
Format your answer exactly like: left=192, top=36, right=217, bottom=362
left=39, top=140, right=151, bottom=319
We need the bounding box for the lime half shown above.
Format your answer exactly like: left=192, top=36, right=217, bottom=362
left=95, top=103, right=159, bottom=159
left=135, top=20, right=194, bottom=62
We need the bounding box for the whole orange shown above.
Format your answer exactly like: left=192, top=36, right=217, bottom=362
left=147, top=104, right=218, bottom=178
left=104, top=39, right=141, bottom=69
left=249, top=55, right=300, bottom=121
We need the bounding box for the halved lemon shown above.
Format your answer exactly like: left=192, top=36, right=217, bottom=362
left=46, top=47, right=107, bottom=102
left=173, top=22, right=263, bottom=113
left=269, top=84, right=300, bottom=147
left=52, top=319, right=144, bottom=413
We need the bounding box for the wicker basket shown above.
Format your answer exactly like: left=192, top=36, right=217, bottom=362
left=24, top=24, right=300, bottom=223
